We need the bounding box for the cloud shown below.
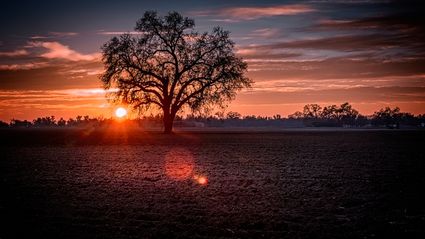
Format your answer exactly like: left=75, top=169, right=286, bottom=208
left=192, top=4, right=316, bottom=20
left=0, top=88, right=120, bottom=121
left=96, top=30, right=143, bottom=35
left=28, top=41, right=100, bottom=61
left=251, top=74, right=425, bottom=93
left=236, top=86, right=425, bottom=105
left=0, top=62, right=102, bottom=90
left=0, top=62, right=49, bottom=70
left=30, top=32, right=78, bottom=39
left=304, top=12, right=425, bottom=53
left=0, top=88, right=113, bottom=106
left=60, top=88, right=118, bottom=96
left=307, top=0, right=392, bottom=3
left=236, top=47, right=302, bottom=61
left=30, top=36, right=49, bottom=39
left=66, top=68, right=103, bottom=76
left=253, top=34, right=406, bottom=51
left=250, top=28, right=281, bottom=38
left=246, top=56, right=425, bottom=80
left=0, top=88, right=111, bottom=101
left=313, top=14, right=425, bottom=33
left=240, top=30, right=425, bottom=60
left=49, top=32, right=78, bottom=37
left=0, top=49, right=29, bottom=57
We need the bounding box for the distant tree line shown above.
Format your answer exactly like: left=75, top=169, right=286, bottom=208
left=287, top=103, right=424, bottom=128
left=0, top=103, right=424, bottom=129
left=0, top=115, right=163, bottom=129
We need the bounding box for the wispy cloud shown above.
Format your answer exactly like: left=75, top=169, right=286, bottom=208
left=246, top=56, right=425, bottom=80
left=30, top=36, right=49, bottom=39
left=96, top=30, right=144, bottom=35
left=60, top=88, right=118, bottom=96
left=28, top=41, right=100, bottom=61
left=30, top=32, right=78, bottom=39
left=307, top=0, right=393, bottom=4
left=0, top=62, right=49, bottom=70
left=192, top=4, right=316, bottom=20
left=250, top=28, right=281, bottom=38
left=236, top=86, right=425, bottom=106
left=251, top=75, right=425, bottom=93
left=49, top=32, right=78, bottom=37
left=0, top=88, right=117, bottom=120
left=252, top=34, right=400, bottom=51
left=241, top=31, right=425, bottom=56
left=236, top=47, right=301, bottom=61
left=0, top=88, right=113, bottom=100
left=313, top=14, right=425, bottom=33
left=66, top=68, right=103, bottom=76
left=0, top=49, right=29, bottom=57
left=305, top=12, right=425, bottom=54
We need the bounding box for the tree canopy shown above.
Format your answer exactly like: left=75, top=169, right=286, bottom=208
left=101, top=11, right=251, bottom=133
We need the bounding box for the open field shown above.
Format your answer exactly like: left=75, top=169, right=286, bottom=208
left=1, top=129, right=425, bottom=238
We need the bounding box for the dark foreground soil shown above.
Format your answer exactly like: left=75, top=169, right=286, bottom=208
left=1, top=129, right=425, bottom=238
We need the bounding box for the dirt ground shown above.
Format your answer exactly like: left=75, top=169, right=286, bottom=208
left=1, top=129, right=425, bottom=238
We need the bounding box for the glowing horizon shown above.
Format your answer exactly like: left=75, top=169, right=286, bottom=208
left=1, top=1, right=424, bottom=121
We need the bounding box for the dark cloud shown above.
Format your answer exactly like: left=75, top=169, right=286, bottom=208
left=191, top=4, right=316, bottom=21
left=260, top=34, right=401, bottom=51
left=302, top=1, right=425, bottom=54
left=237, top=86, right=425, bottom=104
left=247, top=31, right=424, bottom=53
left=314, top=14, right=425, bottom=32
left=247, top=57, right=425, bottom=80
left=238, top=52, right=302, bottom=61
left=0, top=65, right=101, bottom=90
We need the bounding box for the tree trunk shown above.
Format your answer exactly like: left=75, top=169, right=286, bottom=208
left=163, top=110, right=174, bottom=134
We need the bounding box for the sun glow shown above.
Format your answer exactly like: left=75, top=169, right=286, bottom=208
left=115, top=107, right=127, bottom=118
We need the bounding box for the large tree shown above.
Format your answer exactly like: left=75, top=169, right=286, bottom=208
left=101, top=11, right=251, bottom=133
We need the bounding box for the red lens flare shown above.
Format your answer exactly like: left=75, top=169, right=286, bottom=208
left=164, top=148, right=194, bottom=181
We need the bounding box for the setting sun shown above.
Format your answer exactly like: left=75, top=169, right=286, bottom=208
left=115, top=107, right=127, bottom=118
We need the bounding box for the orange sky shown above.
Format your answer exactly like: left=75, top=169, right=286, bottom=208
left=1, top=1, right=424, bottom=121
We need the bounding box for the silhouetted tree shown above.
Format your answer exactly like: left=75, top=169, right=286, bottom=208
left=355, top=114, right=369, bottom=126
left=289, top=103, right=365, bottom=127
left=101, top=11, right=251, bottom=133
left=273, top=114, right=282, bottom=120
left=0, top=120, right=9, bottom=128
left=338, top=102, right=359, bottom=125
left=398, top=112, right=417, bottom=126
left=226, top=111, right=242, bottom=120
left=372, top=107, right=401, bottom=128
left=321, top=105, right=339, bottom=120
left=10, top=119, right=32, bottom=128
left=67, top=117, right=77, bottom=127
left=288, top=111, right=303, bottom=119
left=57, top=117, right=66, bottom=126
left=303, top=104, right=322, bottom=119
left=33, top=116, right=56, bottom=127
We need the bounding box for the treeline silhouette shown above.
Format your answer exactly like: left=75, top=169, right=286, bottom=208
left=1, top=103, right=424, bottom=129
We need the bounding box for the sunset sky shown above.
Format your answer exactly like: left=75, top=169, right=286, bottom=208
left=1, top=0, right=424, bottom=121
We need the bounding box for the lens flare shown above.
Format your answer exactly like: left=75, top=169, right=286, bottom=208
left=193, top=175, right=208, bottom=186
left=164, top=148, right=194, bottom=181
left=197, top=176, right=208, bottom=185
